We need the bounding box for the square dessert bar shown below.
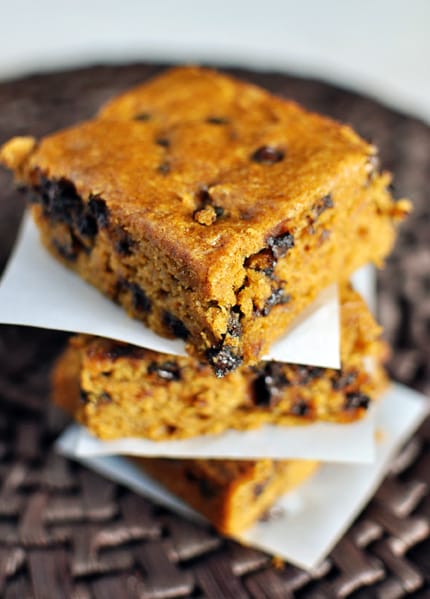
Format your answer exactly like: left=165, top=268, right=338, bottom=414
left=53, top=285, right=389, bottom=441
left=136, top=457, right=318, bottom=535
left=1, top=67, right=409, bottom=375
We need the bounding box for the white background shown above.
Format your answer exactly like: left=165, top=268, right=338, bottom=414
left=1, top=0, right=430, bottom=123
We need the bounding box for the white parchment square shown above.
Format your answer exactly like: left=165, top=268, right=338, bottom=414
left=68, top=402, right=376, bottom=462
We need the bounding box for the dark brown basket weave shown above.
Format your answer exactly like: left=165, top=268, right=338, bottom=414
left=0, top=64, right=429, bottom=598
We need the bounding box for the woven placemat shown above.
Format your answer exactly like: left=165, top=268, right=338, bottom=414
left=0, top=64, right=429, bottom=598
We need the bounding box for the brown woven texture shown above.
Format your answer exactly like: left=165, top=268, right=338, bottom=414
left=0, top=63, right=429, bottom=598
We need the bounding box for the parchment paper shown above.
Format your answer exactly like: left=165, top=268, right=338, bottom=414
left=56, top=383, right=428, bottom=570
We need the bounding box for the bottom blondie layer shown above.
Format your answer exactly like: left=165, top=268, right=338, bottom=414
left=53, top=360, right=318, bottom=534
left=136, top=457, right=319, bottom=534
left=53, top=285, right=388, bottom=441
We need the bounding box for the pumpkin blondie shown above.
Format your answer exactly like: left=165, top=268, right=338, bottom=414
left=52, top=352, right=319, bottom=534
left=52, top=285, right=389, bottom=441
left=1, top=67, right=409, bottom=375
left=136, top=457, right=319, bottom=535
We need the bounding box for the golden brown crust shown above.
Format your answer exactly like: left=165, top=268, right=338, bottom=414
left=2, top=66, right=409, bottom=374
left=52, top=284, right=389, bottom=441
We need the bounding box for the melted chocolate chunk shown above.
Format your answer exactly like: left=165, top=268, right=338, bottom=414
left=261, top=288, right=291, bottom=316
left=332, top=371, right=357, bottom=390
left=129, top=283, right=151, bottom=313
left=37, top=177, right=103, bottom=247
left=38, top=177, right=83, bottom=226
left=345, top=392, right=370, bottom=410
left=79, top=389, right=89, bottom=404
left=251, top=145, right=285, bottom=164
left=253, top=375, right=272, bottom=406
left=163, top=312, right=189, bottom=340
left=252, top=362, right=289, bottom=407
left=206, top=116, right=229, bottom=125
left=197, top=187, right=213, bottom=203
left=148, top=360, right=181, bottom=381
left=88, top=196, right=109, bottom=227
left=206, top=344, right=243, bottom=378
left=267, top=232, right=295, bottom=259
left=312, top=194, right=334, bottom=219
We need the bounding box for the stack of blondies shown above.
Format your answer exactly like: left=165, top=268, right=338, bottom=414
left=0, top=67, right=409, bottom=535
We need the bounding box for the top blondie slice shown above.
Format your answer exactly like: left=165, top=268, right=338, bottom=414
left=0, top=67, right=409, bottom=375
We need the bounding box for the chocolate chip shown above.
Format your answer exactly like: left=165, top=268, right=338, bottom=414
left=134, top=112, right=152, bottom=121
left=331, top=371, right=357, bottom=390
left=261, top=288, right=291, bottom=316
left=163, top=312, right=189, bottom=340
left=251, top=146, right=285, bottom=164
left=267, top=232, right=295, bottom=259
left=245, top=249, right=276, bottom=276
left=253, top=375, right=272, bottom=406
left=312, top=194, right=334, bottom=219
left=105, top=344, right=143, bottom=360
left=148, top=360, right=181, bottom=381
left=206, top=116, right=229, bottom=125
left=52, top=234, right=83, bottom=262
left=206, top=344, right=243, bottom=378
left=155, top=137, right=170, bottom=147
left=295, top=366, right=324, bottom=385
left=197, top=187, right=213, bottom=203
left=39, top=177, right=84, bottom=226
left=88, top=196, right=109, bottom=227
left=290, top=399, right=310, bottom=416
left=158, top=162, right=171, bottom=174
left=79, top=389, right=89, bottom=404
left=77, top=212, right=98, bottom=239
left=129, top=283, right=151, bottom=313
left=213, top=205, right=224, bottom=218
left=345, top=392, right=370, bottom=410
left=114, top=230, right=134, bottom=256
left=252, top=362, right=289, bottom=407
